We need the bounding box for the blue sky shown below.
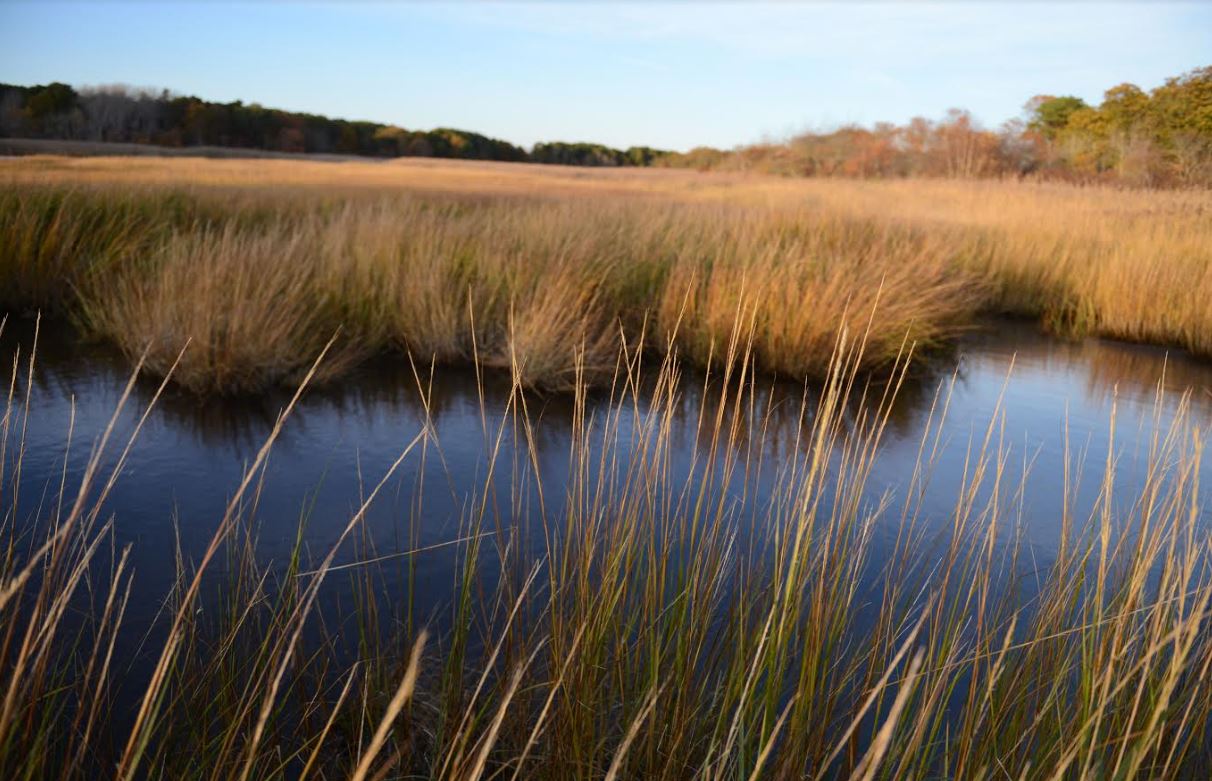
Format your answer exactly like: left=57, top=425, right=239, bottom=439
left=1, top=2, right=1209, bottom=151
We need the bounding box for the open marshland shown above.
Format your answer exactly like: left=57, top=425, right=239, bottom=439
left=3, top=155, right=1212, bottom=392
left=4, top=156, right=1212, bottom=779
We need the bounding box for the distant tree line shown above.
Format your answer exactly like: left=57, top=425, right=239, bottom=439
left=658, top=66, right=1212, bottom=187
left=3, top=66, right=1210, bottom=185
left=530, top=142, right=667, bottom=167
left=0, top=82, right=532, bottom=161
left=0, top=83, right=665, bottom=166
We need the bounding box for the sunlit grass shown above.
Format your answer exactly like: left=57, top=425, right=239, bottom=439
left=3, top=156, right=1211, bottom=394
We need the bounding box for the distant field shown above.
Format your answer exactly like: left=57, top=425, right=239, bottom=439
left=0, top=150, right=731, bottom=197
left=2, top=154, right=1211, bottom=392
left=0, top=136, right=376, bottom=162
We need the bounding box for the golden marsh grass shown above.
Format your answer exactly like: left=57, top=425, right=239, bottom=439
left=3, top=155, right=1211, bottom=392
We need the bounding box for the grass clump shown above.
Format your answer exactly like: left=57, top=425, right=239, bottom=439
left=79, top=221, right=371, bottom=392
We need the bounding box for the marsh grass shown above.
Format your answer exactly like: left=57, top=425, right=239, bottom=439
left=2, top=310, right=1212, bottom=779
left=5, top=182, right=980, bottom=393
left=3, top=157, right=1212, bottom=774
left=3, top=158, right=1211, bottom=394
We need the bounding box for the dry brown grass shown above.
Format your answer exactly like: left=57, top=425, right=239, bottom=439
left=2, top=155, right=1211, bottom=392
left=78, top=222, right=369, bottom=392
left=0, top=154, right=729, bottom=200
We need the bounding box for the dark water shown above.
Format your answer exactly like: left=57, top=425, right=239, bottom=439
left=7, top=319, right=1212, bottom=672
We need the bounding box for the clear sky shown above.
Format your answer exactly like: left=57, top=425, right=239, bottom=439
left=1, top=2, right=1209, bottom=152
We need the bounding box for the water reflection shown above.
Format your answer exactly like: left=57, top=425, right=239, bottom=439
left=5, top=317, right=1212, bottom=633
left=19, top=318, right=1207, bottom=460
left=959, top=322, right=1212, bottom=417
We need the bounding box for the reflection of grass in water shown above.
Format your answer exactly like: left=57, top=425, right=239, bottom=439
left=960, top=322, right=1212, bottom=418
left=6, top=158, right=1211, bottom=395
left=3, top=320, right=1211, bottom=779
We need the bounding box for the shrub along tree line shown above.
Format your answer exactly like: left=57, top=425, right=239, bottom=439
left=529, top=141, right=667, bottom=166
left=2, top=65, right=1209, bottom=183
left=663, top=66, right=1212, bottom=186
